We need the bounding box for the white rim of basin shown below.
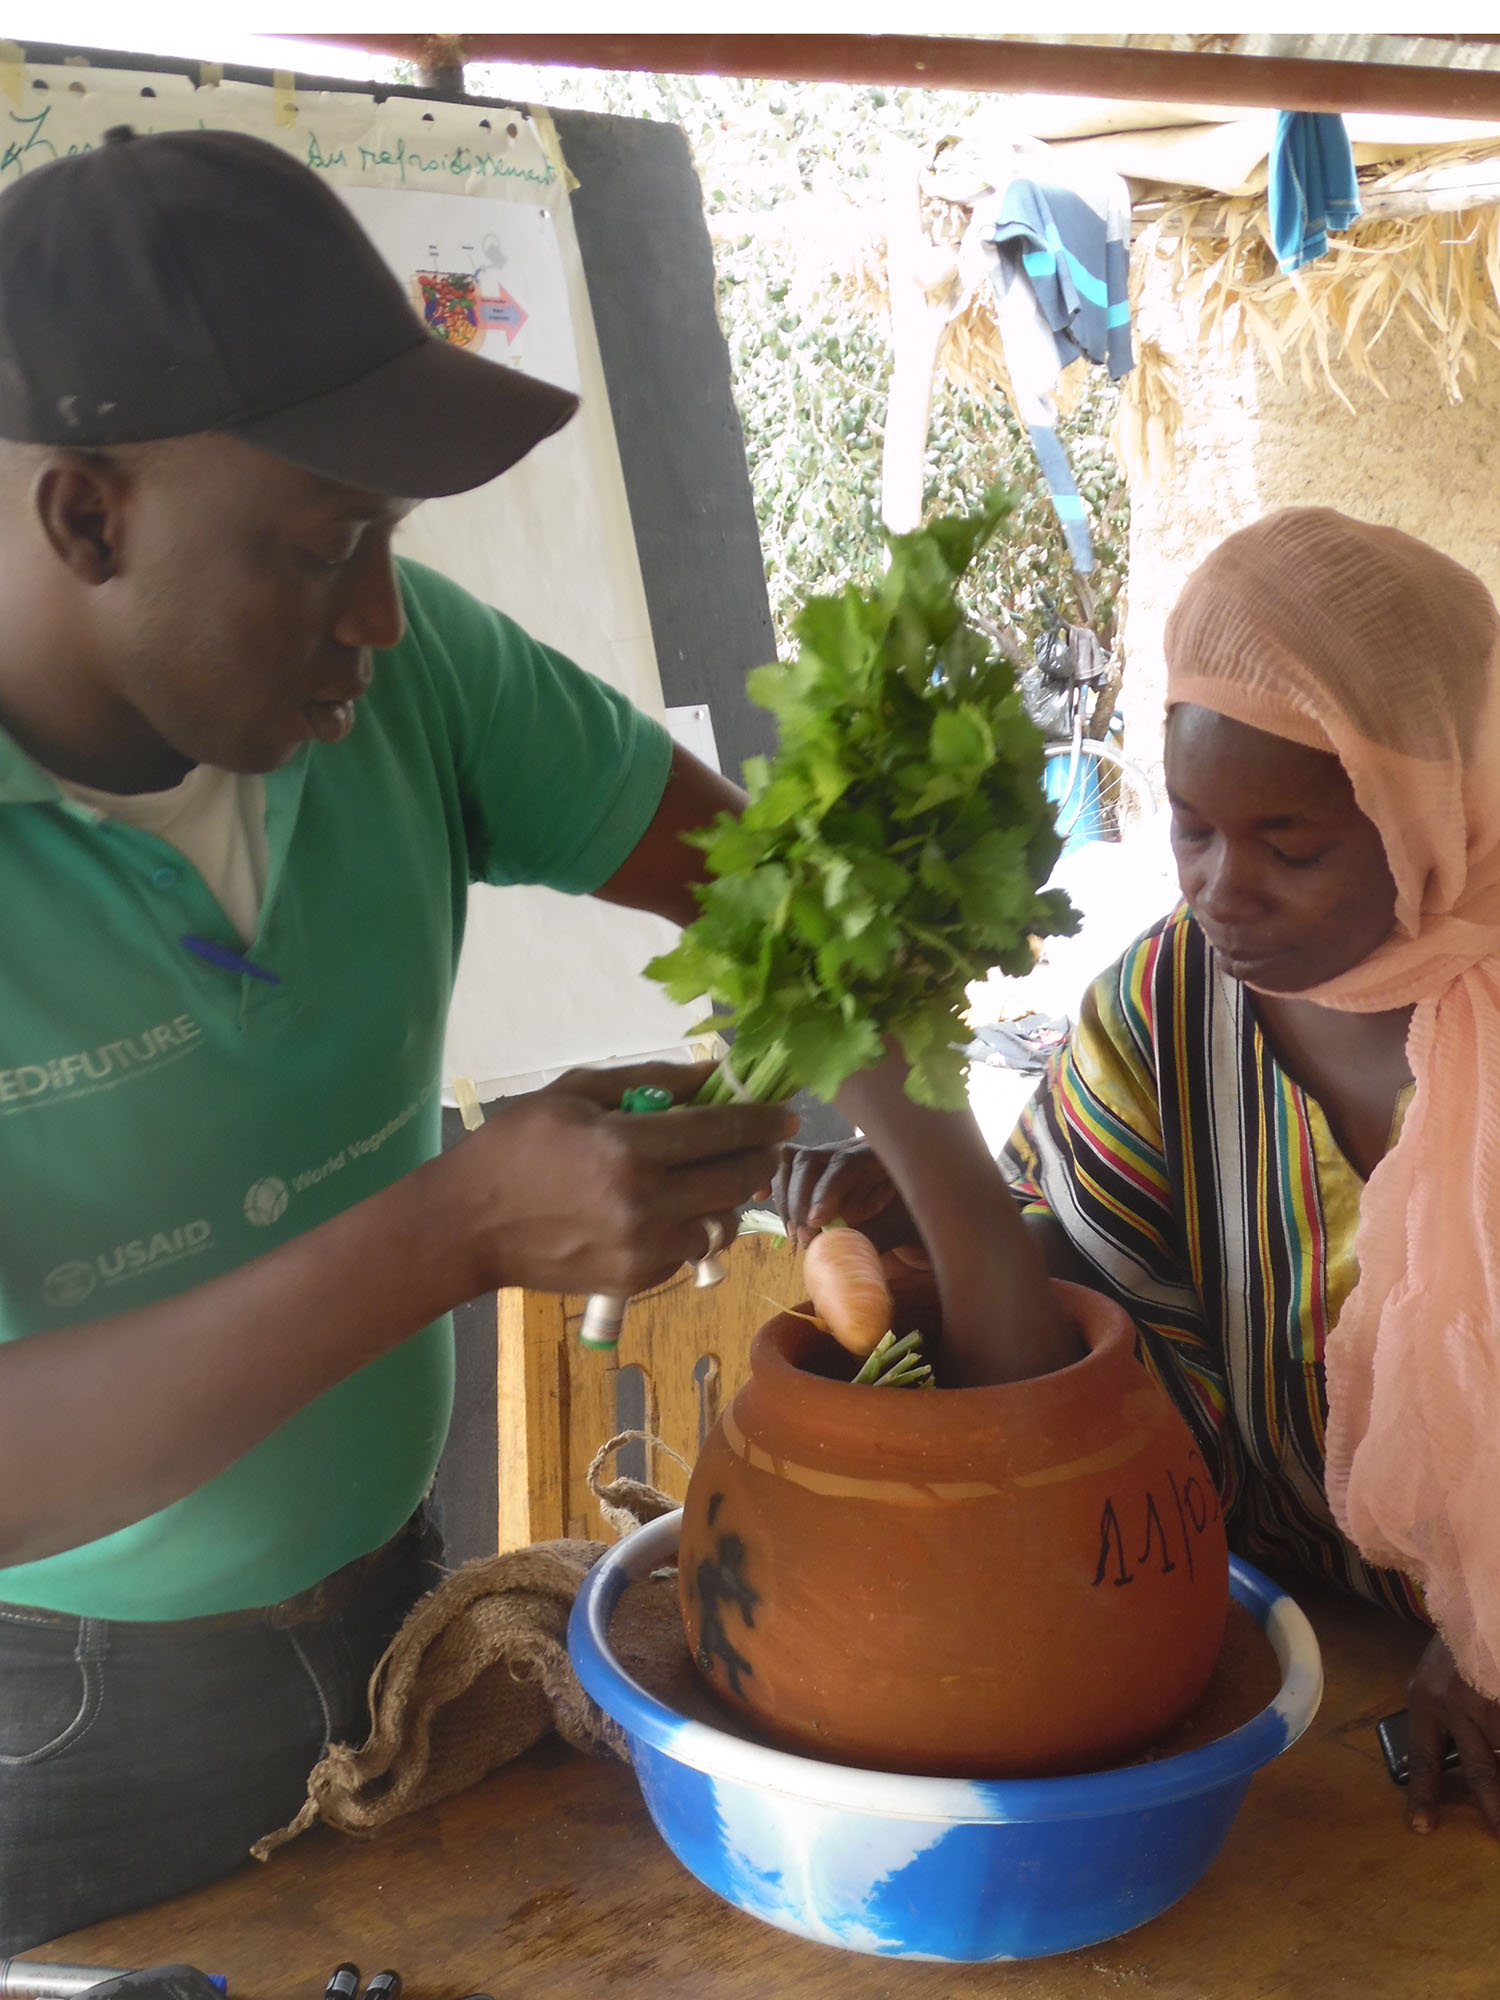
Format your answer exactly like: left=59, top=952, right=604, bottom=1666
left=567, top=1509, right=1324, bottom=1826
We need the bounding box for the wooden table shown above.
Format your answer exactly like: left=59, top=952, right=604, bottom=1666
left=29, top=1584, right=1500, bottom=1999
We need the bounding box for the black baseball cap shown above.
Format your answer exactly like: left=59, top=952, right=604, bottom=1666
left=0, top=125, right=580, bottom=495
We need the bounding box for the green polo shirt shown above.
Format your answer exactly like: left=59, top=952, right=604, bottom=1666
left=0, top=558, right=673, bottom=1620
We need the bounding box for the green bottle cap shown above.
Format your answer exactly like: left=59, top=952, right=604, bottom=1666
left=619, top=1084, right=675, bottom=1115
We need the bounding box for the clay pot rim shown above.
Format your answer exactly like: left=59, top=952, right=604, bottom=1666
left=755, top=1276, right=1133, bottom=1413
left=736, top=1280, right=1145, bottom=1468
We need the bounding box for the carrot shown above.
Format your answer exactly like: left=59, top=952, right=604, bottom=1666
left=804, top=1224, right=893, bottom=1358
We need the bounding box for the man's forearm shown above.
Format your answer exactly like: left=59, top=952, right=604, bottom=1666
left=0, top=1060, right=792, bottom=1569
left=592, top=741, right=747, bottom=926
left=0, top=1140, right=487, bottom=1568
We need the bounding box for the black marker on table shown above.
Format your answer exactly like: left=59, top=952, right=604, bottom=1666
left=361, top=1977, right=402, bottom=2000
left=323, top=1968, right=360, bottom=2000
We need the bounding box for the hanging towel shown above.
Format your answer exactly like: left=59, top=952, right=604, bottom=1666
left=975, top=159, right=1133, bottom=575
left=989, top=173, right=1134, bottom=380
left=1268, top=111, right=1361, bottom=273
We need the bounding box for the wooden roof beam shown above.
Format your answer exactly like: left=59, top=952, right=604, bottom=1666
left=303, top=33, right=1500, bottom=122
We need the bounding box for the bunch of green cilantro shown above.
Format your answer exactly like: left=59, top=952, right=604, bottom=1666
left=646, top=483, right=1079, bottom=1111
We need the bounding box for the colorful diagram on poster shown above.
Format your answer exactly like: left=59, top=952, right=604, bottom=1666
left=414, top=268, right=527, bottom=349
left=339, top=185, right=580, bottom=395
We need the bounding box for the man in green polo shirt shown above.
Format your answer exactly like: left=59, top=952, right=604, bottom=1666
left=0, top=127, right=790, bottom=1949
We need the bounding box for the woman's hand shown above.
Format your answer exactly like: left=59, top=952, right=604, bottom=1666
left=1406, top=1633, right=1500, bottom=1837
left=771, top=1138, right=917, bottom=1251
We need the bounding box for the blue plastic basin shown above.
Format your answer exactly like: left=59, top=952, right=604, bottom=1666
left=568, top=1510, right=1322, bottom=1962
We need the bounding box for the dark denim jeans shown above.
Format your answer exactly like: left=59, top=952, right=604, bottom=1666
left=0, top=1509, right=443, bottom=1953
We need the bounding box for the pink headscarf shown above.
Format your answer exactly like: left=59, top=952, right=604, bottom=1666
left=1166, top=507, right=1500, bottom=1698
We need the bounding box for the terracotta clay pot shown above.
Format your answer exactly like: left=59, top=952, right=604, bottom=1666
left=678, top=1279, right=1229, bottom=1778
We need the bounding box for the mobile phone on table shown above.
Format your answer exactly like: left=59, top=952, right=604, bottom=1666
left=1376, top=1707, right=1463, bottom=1786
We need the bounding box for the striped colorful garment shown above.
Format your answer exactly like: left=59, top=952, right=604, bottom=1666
left=1004, top=901, right=1425, bottom=1620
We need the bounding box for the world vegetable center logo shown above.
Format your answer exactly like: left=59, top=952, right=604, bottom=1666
left=241, top=1092, right=429, bottom=1229
left=42, top=1219, right=214, bottom=1309
left=243, top=1177, right=290, bottom=1227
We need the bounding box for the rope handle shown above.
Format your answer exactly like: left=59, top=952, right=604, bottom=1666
left=585, top=1430, right=691, bottom=1541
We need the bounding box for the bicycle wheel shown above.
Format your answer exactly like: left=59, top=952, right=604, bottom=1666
left=1043, top=739, right=1161, bottom=846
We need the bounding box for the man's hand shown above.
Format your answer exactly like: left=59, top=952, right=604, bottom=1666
left=1406, top=1633, right=1500, bottom=1837
left=771, top=1137, right=914, bottom=1251
left=462, top=1060, right=796, bottom=1297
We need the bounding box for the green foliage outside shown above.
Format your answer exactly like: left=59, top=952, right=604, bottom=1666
left=468, top=64, right=1129, bottom=668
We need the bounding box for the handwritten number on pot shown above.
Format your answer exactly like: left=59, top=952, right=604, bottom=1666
left=1094, top=1456, right=1221, bottom=1591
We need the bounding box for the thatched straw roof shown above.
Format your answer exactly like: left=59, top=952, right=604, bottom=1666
left=711, top=119, right=1500, bottom=484
left=1121, top=138, right=1500, bottom=468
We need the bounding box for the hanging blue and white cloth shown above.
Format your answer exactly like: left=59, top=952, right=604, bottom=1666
left=1267, top=111, right=1361, bottom=274
left=974, top=157, right=1134, bottom=575
left=990, top=175, right=1134, bottom=379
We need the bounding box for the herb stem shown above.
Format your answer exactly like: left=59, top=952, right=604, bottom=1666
left=694, top=1046, right=794, bottom=1110
left=851, top=1331, right=898, bottom=1385
left=853, top=1328, right=933, bottom=1388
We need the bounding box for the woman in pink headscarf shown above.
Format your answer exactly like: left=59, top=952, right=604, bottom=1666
left=777, top=507, right=1500, bottom=1838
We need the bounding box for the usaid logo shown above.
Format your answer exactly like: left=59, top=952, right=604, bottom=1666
left=41, top=1220, right=214, bottom=1309
left=42, top=1260, right=96, bottom=1309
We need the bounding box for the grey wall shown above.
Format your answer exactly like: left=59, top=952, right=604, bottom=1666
left=552, top=107, right=779, bottom=786
left=434, top=1106, right=501, bottom=1565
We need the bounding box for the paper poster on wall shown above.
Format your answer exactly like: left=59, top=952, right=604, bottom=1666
left=664, top=703, right=722, bottom=775
left=339, top=186, right=582, bottom=396
left=440, top=705, right=722, bottom=1100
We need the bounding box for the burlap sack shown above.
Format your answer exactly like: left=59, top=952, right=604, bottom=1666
left=251, top=1433, right=686, bottom=1860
